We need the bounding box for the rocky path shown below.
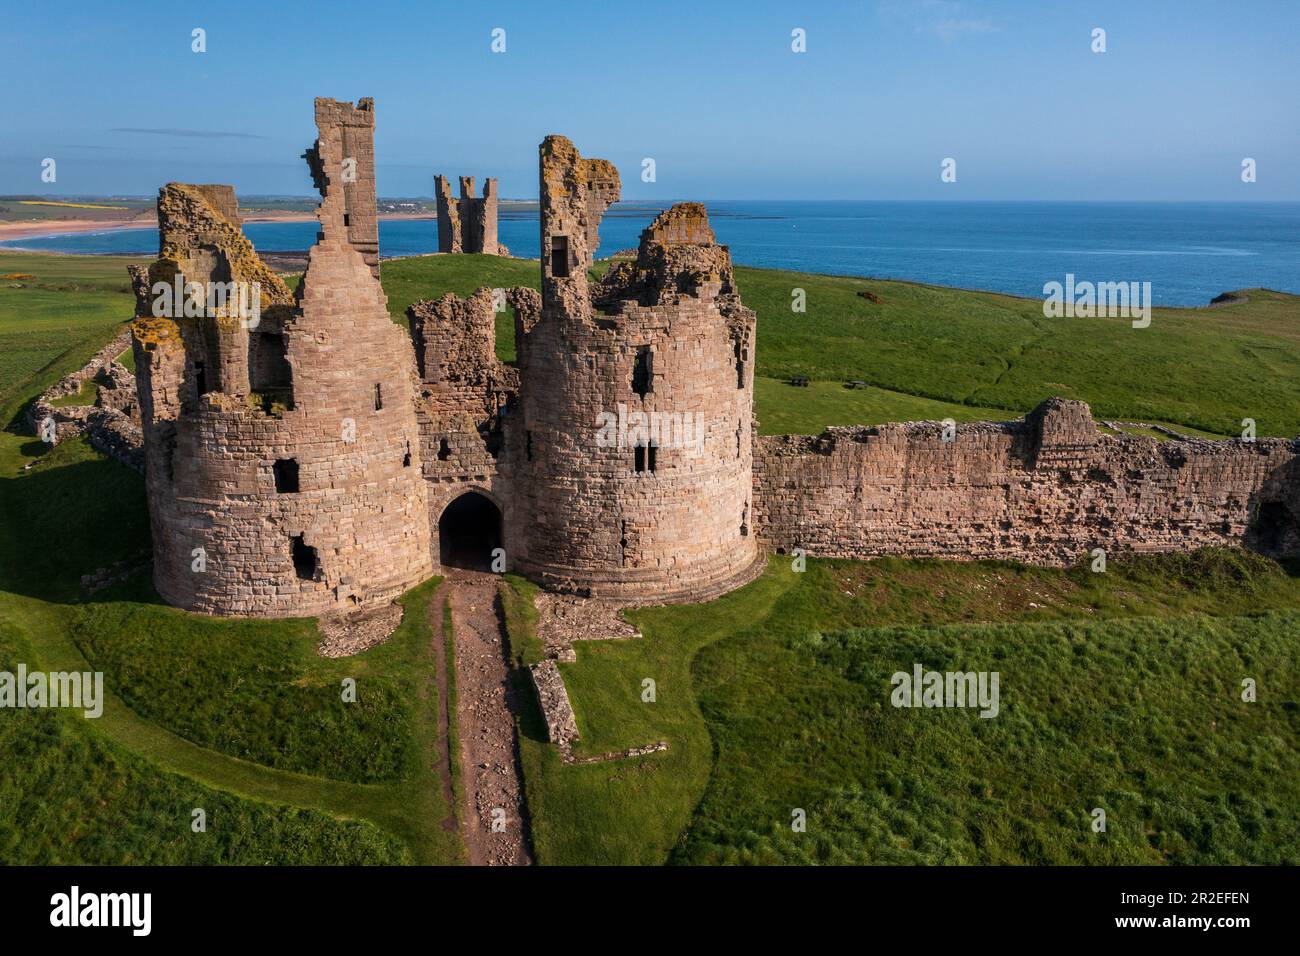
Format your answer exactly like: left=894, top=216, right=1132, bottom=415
left=445, top=569, right=532, bottom=866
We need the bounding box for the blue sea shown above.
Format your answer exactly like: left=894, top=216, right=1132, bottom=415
left=6, top=200, right=1298, bottom=307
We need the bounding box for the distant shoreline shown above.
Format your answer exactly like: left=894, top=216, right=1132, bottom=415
left=0, top=210, right=434, bottom=246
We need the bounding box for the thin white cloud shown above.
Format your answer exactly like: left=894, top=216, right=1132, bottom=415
left=878, top=0, right=1005, bottom=41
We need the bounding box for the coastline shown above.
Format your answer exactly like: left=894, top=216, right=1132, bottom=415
left=0, top=210, right=434, bottom=247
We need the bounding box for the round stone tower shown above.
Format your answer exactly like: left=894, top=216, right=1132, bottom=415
left=510, top=137, right=762, bottom=601
left=131, top=98, right=433, bottom=616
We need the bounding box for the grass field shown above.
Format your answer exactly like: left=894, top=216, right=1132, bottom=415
left=504, top=552, right=1300, bottom=865
left=0, top=252, right=143, bottom=427
left=0, top=422, right=461, bottom=862
left=2, top=248, right=1298, bottom=866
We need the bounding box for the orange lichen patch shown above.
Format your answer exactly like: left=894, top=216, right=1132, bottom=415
left=131, top=315, right=181, bottom=348
left=0, top=272, right=35, bottom=279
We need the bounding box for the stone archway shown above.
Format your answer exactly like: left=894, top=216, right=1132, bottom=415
left=438, top=491, right=502, bottom=570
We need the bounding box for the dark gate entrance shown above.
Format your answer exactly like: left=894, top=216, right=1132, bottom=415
left=438, top=492, right=502, bottom=570
left=1254, top=500, right=1297, bottom=556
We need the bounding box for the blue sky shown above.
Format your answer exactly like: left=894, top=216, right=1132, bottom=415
left=2, top=0, right=1296, bottom=200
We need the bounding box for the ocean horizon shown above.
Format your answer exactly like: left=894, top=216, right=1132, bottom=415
left=6, top=199, right=1298, bottom=307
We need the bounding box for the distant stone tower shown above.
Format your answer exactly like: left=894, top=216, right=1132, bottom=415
left=304, top=97, right=379, bottom=277
left=131, top=98, right=433, bottom=617
left=507, top=136, right=762, bottom=601
left=434, top=175, right=501, bottom=255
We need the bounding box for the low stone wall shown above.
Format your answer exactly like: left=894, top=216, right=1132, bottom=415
left=754, top=399, right=1300, bottom=566
left=26, top=326, right=144, bottom=472
left=529, top=660, right=579, bottom=748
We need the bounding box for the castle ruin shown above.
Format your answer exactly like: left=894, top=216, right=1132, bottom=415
left=435, top=175, right=501, bottom=255
left=126, top=97, right=1300, bottom=619
left=130, top=98, right=432, bottom=617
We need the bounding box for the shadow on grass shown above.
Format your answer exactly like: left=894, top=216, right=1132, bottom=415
left=0, top=443, right=151, bottom=605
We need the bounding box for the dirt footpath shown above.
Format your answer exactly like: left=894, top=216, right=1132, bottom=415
left=445, top=569, right=532, bottom=866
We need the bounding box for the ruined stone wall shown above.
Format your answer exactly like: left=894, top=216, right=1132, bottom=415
left=537, top=136, right=619, bottom=316
left=133, top=98, right=432, bottom=617
left=304, top=98, right=378, bottom=277
left=754, top=398, right=1300, bottom=565
left=434, top=175, right=501, bottom=255
left=408, top=287, right=518, bottom=538
left=27, top=325, right=143, bottom=472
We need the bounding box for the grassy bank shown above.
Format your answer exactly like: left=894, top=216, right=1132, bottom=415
left=504, top=553, right=1300, bottom=865
left=3, top=248, right=1299, bottom=867
left=0, top=429, right=462, bottom=863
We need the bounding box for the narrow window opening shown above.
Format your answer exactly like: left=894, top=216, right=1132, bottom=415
left=550, top=235, right=570, bottom=278
left=740, top=502, right=750, bottom=537
left=273, top=458, right=300, bottom=493
left=343, top=213, right=351, bottom=227
left=374, top=383, right=383, bottom=411
left=635, top=442, right=657, bottom=473
left=620, top=520, right=629, bottom=567
left=632, top=346, right=653, bottom=397
left=525, top=430, right=533, bottom=461
left=194, top=360, right=209, bottom=397
left=291, top=534, right=319, bottom=581
left=437, top=437, right=451, bottom=461
left=402, top=442, right=412, bottom=468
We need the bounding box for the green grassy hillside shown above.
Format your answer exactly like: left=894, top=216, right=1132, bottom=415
left=2, top=248, right=1298, bottom=866
left=5, top=250, right=1299, bottom=436
left=504, top=553, right=1300, bottom=866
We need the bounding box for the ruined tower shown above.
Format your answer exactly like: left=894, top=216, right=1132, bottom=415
left=507, top=136, right=762, bottom=601
left=131, top=99, right=433, bottom=617
left=304, top=98, right=379, bottom=277
left=434, top=175, right=501, bottom=255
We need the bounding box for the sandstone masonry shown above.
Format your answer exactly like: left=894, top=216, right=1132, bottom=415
left=131, top=98, right=432, bottom=617
left=125, top=98, right=1300, bottom=620
left=754, top=398, right=1300, bottom=564
left=411, top=137, right=763, bottom=602
left=435, top=175, right=502, bottom=255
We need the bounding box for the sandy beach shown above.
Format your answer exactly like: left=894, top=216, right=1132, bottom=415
left=0, top=217, right=156, bottom=241
left=0, top=210, right=434, bottom=244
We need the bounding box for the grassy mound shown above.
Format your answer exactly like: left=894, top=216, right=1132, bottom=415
left=0, top=622, right=408, bottom=865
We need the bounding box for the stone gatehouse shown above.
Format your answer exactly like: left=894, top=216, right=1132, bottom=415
left=128, top=96, right=1300, bottom=618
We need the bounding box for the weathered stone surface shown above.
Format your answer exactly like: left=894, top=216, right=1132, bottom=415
left=27, top=326, right=143, bottom=471
left=435, top=175, right=500, bottom=255
left=304, top=97, right=379, bottom=277
left=754, top=399, right=1300, bottom=565
left=131, top=97, right=433, bottom=618
left=122, top=110, right=1300, bottom=624
left=529, top=660, right=579, bottom=747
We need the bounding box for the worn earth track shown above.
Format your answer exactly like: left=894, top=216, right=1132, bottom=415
left=445, top=569, right=533, bottom=865
left=428, top=583, right=459, bottom=837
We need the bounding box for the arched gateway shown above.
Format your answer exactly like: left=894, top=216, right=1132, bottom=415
left=438, top=492, right=502, bottom=570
